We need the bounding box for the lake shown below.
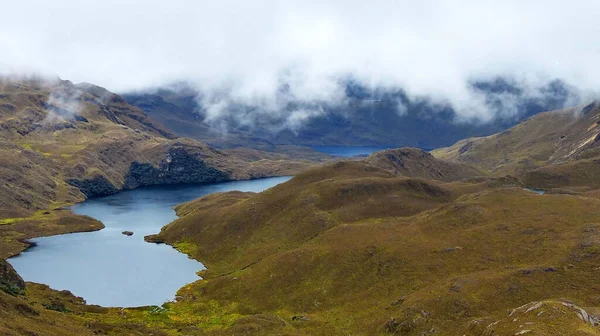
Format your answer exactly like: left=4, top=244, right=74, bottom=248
left=311, top=146, right=392, bottom=157
left=524, top=187, right=546, bottom=195
left=8, top=176, right=291, bottom=308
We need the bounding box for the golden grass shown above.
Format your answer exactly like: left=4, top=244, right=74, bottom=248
left=139, top=161, right=600, bottom=335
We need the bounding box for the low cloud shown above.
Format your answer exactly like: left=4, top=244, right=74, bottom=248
left=1, top=0, right=599, bottom=126
left=44, top=85, right=83, bottom=124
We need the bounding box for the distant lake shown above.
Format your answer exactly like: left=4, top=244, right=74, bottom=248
left=311, top=146, right=393, bottom=157
left=524, top=187, right=546, bottom=195
left=8, top=176, right=291, bottom=307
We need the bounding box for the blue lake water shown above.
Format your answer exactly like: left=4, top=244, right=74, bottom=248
left=8, top=176, right=291, bottom=307
left=311, top=146, right=392, bottom=157
left=524, top=187, right=546, bottom=195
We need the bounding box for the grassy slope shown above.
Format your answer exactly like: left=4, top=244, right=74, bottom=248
left=0, top=77, right=324, bottom=256
left=365, top=147, right=482, bottom=180
left=130, top=156, right=600, bottom=335
left=0, top=78, right=328, bottom=335
left=3, top=81, right=600, bottom=335
left=432, top=102, right=600, bottom=177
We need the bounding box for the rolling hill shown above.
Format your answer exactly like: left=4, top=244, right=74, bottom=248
left=0, top=76, right=326, bottom=258
left=0, top=76, right=329, bottom=335
left=134, top=153, right=600, bottom=335
left=432, top=101, right=600, bottom=191
left=2, top=77, right=600, bottom=335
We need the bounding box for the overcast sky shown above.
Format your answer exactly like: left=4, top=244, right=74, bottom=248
left=1, top=0, right=600, bottom=120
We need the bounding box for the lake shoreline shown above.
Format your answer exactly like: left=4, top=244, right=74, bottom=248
left=7, top=176, right=292, bottom=307
left=2, top=175, right=298, bottom=260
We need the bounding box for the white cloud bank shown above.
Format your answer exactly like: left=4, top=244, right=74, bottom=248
left=1, top=0, right=599, bottom=121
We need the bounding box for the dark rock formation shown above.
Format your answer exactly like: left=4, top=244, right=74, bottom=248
left=67, top=175, right=119, bottom=197
left=122, top=231, right=133, bottom=236
left=144, top=234, right=164, bottom=243
left=124, top=146, right=230, bottom=189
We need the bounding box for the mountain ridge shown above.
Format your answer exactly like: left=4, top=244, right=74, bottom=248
left=432, top=101, right=600, bottom=184
left=2, top=77, right=600, bottom=335
left=122, top=77, right=579, bottom=149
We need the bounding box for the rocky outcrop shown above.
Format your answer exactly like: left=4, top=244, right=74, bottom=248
left=67, top=175, right=119, bottom=197
left=144, top=234, right=164, bottom=243
left=0, top=260, right=25, bottom=295
left=124, top=146, right=231, bottom=189
left=65, top=141, right=234, bottom=197
left=474, top=300, right=600, bottom=335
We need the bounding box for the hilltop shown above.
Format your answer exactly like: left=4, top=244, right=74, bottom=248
left=0, top=77, right=325, bottom=257
left=3, top=153, right=600, bottom=334
left=3, top=78, right=600, bottom=335
left=0, top=77, right=330, bottom=335
left=432, top=102, right=600, bottom=177
left=122, top=106, right=600, bottom=334
left=365, top=147, right=481, bottom=181
left=130, top=154, right=600, bottom=335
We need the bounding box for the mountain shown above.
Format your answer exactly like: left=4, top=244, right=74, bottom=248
left=0, top=77, right=327, bottom=256
left=432, top=101, right=600, bottom=190
left=0, top=76, right=334, bottom=335
left=122, top=78, right=578, bottom=149
left=3, top=77, right=600, bottom=335
left=134, top=153, right=600, bottom=335
left=127, top=103, right=600, bottom=334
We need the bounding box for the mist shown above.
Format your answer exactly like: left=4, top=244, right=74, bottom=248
left=2, top=0, right=599, bottom=124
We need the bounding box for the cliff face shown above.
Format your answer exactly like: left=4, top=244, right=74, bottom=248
left=0, top=77, right=321, bottom=212
left=123, top=145, right=230, bottom=189
left=0, top=77, right=326, bottom=336
left=61, top=138, right=236, bottom=197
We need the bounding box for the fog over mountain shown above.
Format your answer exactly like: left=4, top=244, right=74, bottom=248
left=2, top=0, right=599, bottom=132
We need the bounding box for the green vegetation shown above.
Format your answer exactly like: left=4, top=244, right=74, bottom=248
left=143, top=159, right=600, bottom=335
left=0, top=218, right=18, bottom=225
left=432, top=103, right=600, bottom=179
left=2, top=79, right=600, bottom=335
left=19, top=143, right=34, bottom=151
left=0, top=282, right=23, bottom=296
left=0, top=77, right=323, bottom=221
left=173, top=241, right=199, bottom=256
left=0, top=77, right=329, bottom=335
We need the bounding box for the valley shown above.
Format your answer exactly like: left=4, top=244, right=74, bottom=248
left=4, top=2, right=600, bottom=335
left=0, top=77, right=326, bottom=258
left=122, top=78, right=575, bottom=151
left=1, top=76, right=600, bottom=335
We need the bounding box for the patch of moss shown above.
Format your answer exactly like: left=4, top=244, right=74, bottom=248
left=173, top=241, right=199, bottom=256
left=0, top=218, right=18, bottom=225
left=20, top=143, right=34, bottom=151
left=43, top=300, right=70, bottom=313
left=0, top=281, right=23, bottom=296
